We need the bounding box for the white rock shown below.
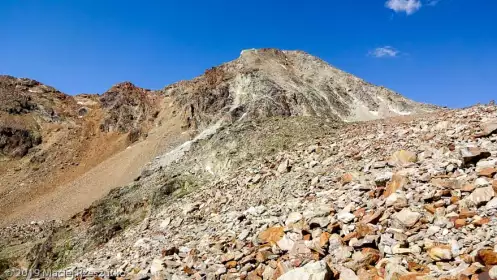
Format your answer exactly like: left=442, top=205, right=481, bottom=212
left=159, top=217, right=171, bottom=230
left=337, top=266, right=359, bottom=280
left=278, top=159, right=290, bottom=173
left=337, top=211, right=355, bottom=223
left=285, top=212, right=303, bottom=225
left=238, top=229, right=250, bottom=240
left=426, top=226, right=441, bottom=236
left=277, top=234, right=296, bottom=251
left=465, top=186, right=495, bottom=206
left=486, top=197, right=497, bottom=210
left=278, top=261, right=330, bottom=280
left=475, top=177, right=490, bottom=188
left=150, top=258, right=164, bottom=275
left=393, top=208, right=421, bottom=227
left=489, top=266, right=497, bottom=279
left=476, top=159, right=497, bottom=171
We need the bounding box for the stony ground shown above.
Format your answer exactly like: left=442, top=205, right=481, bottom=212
left=5, top=104, right=494, bottom=279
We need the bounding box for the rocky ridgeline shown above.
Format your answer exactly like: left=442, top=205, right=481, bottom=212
left=30, top=104, right=494, bottom=280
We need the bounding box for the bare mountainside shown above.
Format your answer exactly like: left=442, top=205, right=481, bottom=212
left=165, top=48, right=436, bottom=131
left=0, top=49, right=436, bottom=226
left=0, top=48, right=449, bottom=279
left=0, top=76, right=168, bottom=225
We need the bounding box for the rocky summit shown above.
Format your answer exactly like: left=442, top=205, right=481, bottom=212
left=0, top=50, right=495, bottom=280
left=164, top=48, right=436, bottom=130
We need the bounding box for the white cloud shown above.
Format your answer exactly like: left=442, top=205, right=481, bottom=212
left=369, top=46, right=400, bottom=58
left=385, top=0, right=422, bottom=15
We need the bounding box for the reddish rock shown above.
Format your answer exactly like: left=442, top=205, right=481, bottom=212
left=459, top=209, right=477, bottom=219
left=258, top=227, right=284, bottom=245
left=454, top=219, right=467, bottom=229
left=477, top=249, right=497, bottom=265
left=407, top=261, right=430, bottom=274
left=384, top=173, right=409, bottom=197
left=342, top=173, right=355, bottom=184
left=473, top=217, right=491, bottom=227
left=478, top=168, right=497, bottom=178
left=354, top=208, right=366, bottom=218
left=462, top=184, right=477, bottom=192
left=356, top=222, right=375, bottom=238
left=342, top=232, right=359, bottom=242
left=451, top=196, right=461, bottom=204
left=361, top=209, right=384, bottom=224
left=319, top=232, right=330, bottom=248
left=225, top=260, right=238, bottom=269
left=424, top=204, right=436, bottom=214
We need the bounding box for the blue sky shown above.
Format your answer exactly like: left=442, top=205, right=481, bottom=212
left=1, top=0, right=496, bottom=107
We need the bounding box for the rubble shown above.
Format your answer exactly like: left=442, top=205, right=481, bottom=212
left=2, top=104, right=497, bottom=280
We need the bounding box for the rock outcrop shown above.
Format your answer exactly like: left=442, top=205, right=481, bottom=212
left=165, top=48, right=436, bottom=130
left=99, top=82, right=161, bottom=137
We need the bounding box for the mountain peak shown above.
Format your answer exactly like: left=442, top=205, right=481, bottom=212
left=165, top=50, right=437, bottom=130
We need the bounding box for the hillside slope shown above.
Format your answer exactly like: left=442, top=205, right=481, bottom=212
left=0, top=76, right=166, bottom=225
left=2, top=104, right=496, bottom=280
left=0, top=49, right=450, bottom=279
left=0, top=49, right=435, bottom=226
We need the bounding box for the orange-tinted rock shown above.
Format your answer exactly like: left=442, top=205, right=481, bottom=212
left=225, top=260, right=238, bottom=269
left=342, top=173, right=354, bottom=184
left=407, top=261, right=430, bottom=274
left=258, top=226, right=284, bottom=245
left=361, top=209, right=384, bottom=224
left=319, top=232, right=330, bottom=248
left=356, top=222, right=375, bottom=238
left=459, top=209, right=477, bottom=219
left=354, top=208, right=366, bottom=218
left=478, top=168, right=497, bottom=178
left=384, top=174, right=409, bottom=197
left=428, top=245, right=453, bottom=261
left=473, top=217, right=490, bottom=226
left=462, top=184, right=476, bottom=192
left=477, top=249, right=497, bottom=265
left=399, top=273, right=429, bottom=280
left=183, top=266, right=195, bottom=275
left=454, top=219, right=467, bottom=229
left=424, top=204, right=436, bottom=214
left=342, top=232, right=358, bottom=242
left=451, top=196, right=461, bottom=204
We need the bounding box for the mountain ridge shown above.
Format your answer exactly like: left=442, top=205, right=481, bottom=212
left=0, top=48, right=459, bottom=279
